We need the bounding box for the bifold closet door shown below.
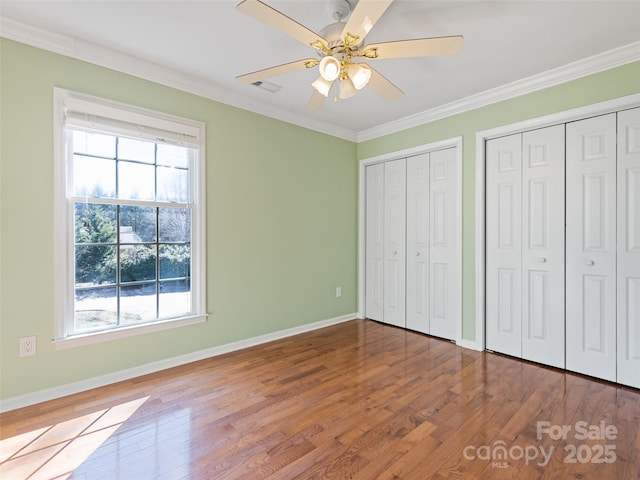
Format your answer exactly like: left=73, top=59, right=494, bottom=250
left=365, top=163, right=384, bottom=321
left=521, top=126, right=565, bottom=368
left=617, top=107, right=640, bottom=389
left=486, top=125, right=565, bottom=368
left=566, top=113, right=617, bottom=381
left=383, top=159, right=406, bottom=328
left=486, top=107, right=638, bottom=386
left=486, top=133, right=523, bottom=357
left=406, top=154, right=430, bottom=333
left=429, top=148, right=458, bottom=340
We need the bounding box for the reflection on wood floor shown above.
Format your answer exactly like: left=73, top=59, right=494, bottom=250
left=1, top=319, right=639, bottom=479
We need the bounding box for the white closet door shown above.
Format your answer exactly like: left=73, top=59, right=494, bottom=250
left=617, top=107, right=640, bottom=389
left=486, top=134, right=523, bottom=357
left=429, top=148, right=457, bottom=340
left=521, top=125, right=565, bottom=368
left=365, top=163, right=384, bottom=321
left=383, top=159, right=406, bottom=328
left=406, top=154, right=430, bottom=333
left=566, top=114, right=617, bottom=381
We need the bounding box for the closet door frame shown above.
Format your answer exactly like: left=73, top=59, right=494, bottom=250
left=358, top=137, right=463, bottom=345
left=475, top=93, right=640, bottom=352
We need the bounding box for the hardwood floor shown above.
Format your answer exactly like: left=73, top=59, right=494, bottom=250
left=1, top=319, right=639, bottom=479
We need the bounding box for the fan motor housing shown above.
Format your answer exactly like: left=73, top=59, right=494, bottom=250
left=319, top=21, right=347, bottom=50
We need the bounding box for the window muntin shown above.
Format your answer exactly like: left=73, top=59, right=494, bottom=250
left=55, top=89, right=206, bottom=343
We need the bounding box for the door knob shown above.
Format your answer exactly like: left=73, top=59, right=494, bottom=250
left=586, top=260, right=595, bottom=266
left=415, top=252, right=420, bottom=256
left=392, top=250, right=397, bottom=256
left=539, top=257, right=547, bottom=263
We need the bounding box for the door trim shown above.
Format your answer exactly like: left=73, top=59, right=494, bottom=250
left=475, top=93, right=640, bottom=352
left=358, top=137, right=463, bottom=345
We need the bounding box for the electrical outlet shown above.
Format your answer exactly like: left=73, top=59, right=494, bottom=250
left=336, top=287, right=342, bottom=298
left=19, top=336, right=37, bottom=357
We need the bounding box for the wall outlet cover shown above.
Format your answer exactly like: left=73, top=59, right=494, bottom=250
left=19, top=336, right=37, bottom=357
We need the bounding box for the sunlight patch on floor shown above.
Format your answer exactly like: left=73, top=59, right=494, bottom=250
left=0, top=396, right=149, bottom=479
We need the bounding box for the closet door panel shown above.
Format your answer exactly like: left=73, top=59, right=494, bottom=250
left=486, top=134, right=523, bottom=357
left=429, top=148, right=457, bottom=340
left=383, top=159, right=406, bottom=328
left=365, top=163, right=384, bottom=321
left=522, top=125, right=565, bottom=368
left=617, top=107, right=640, bottom=388
left=566, top=114, right=617, bottom=381
left=406, top=154, right=430, bottom=333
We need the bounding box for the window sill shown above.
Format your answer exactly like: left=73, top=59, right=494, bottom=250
left=53, top=314, right=208, bottom=350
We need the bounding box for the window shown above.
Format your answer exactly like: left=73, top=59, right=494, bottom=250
left=54, top=89, right=206, bottom=347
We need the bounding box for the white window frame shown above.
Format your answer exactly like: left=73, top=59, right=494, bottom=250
left=53, top=88, right=207, bottom=349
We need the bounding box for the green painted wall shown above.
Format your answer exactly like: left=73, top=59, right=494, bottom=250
left=358, top=61, right=640, bottom=342
left=0, top=39, right=357, bottom=400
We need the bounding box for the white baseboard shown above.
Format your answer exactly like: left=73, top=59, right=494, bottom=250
left=0, top=313, right=356, bottom=413
left=458, top=338, right=484, bottom=352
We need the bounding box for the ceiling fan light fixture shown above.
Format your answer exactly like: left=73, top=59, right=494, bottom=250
left=318, top=55, right=341, bottom=81
left=338, top=78, right=356, bottom=99
left=349, top=63, right=372, bottom=90
left=311, top=76, right=333, bottom=97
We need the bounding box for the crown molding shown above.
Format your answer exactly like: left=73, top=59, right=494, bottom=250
left=357, top=41, right=640, bottom=142
left=0, top=16, right=359, bottom=142
left=2, top=16, right=638, bottom=144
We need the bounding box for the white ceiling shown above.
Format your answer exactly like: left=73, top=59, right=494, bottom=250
left=2, top=0, right=639, bottom=139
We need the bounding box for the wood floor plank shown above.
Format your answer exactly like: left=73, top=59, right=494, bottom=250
left=1, top=319, right=639, bottom=479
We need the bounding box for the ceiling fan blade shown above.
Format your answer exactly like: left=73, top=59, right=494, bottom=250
left=364, top=35, right=464, bottom=59
left=341, top=0, right=394, bottom=44
left=363, top=64, right=404, bottom=102
left=237, top=0, right=327, bottom=48
left=307, top=89, right=327, bottom=110
left=236, top=58, right=319, bottom=84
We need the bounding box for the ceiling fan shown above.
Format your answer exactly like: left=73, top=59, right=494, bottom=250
left=235, top=0, right=463, bottom=109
